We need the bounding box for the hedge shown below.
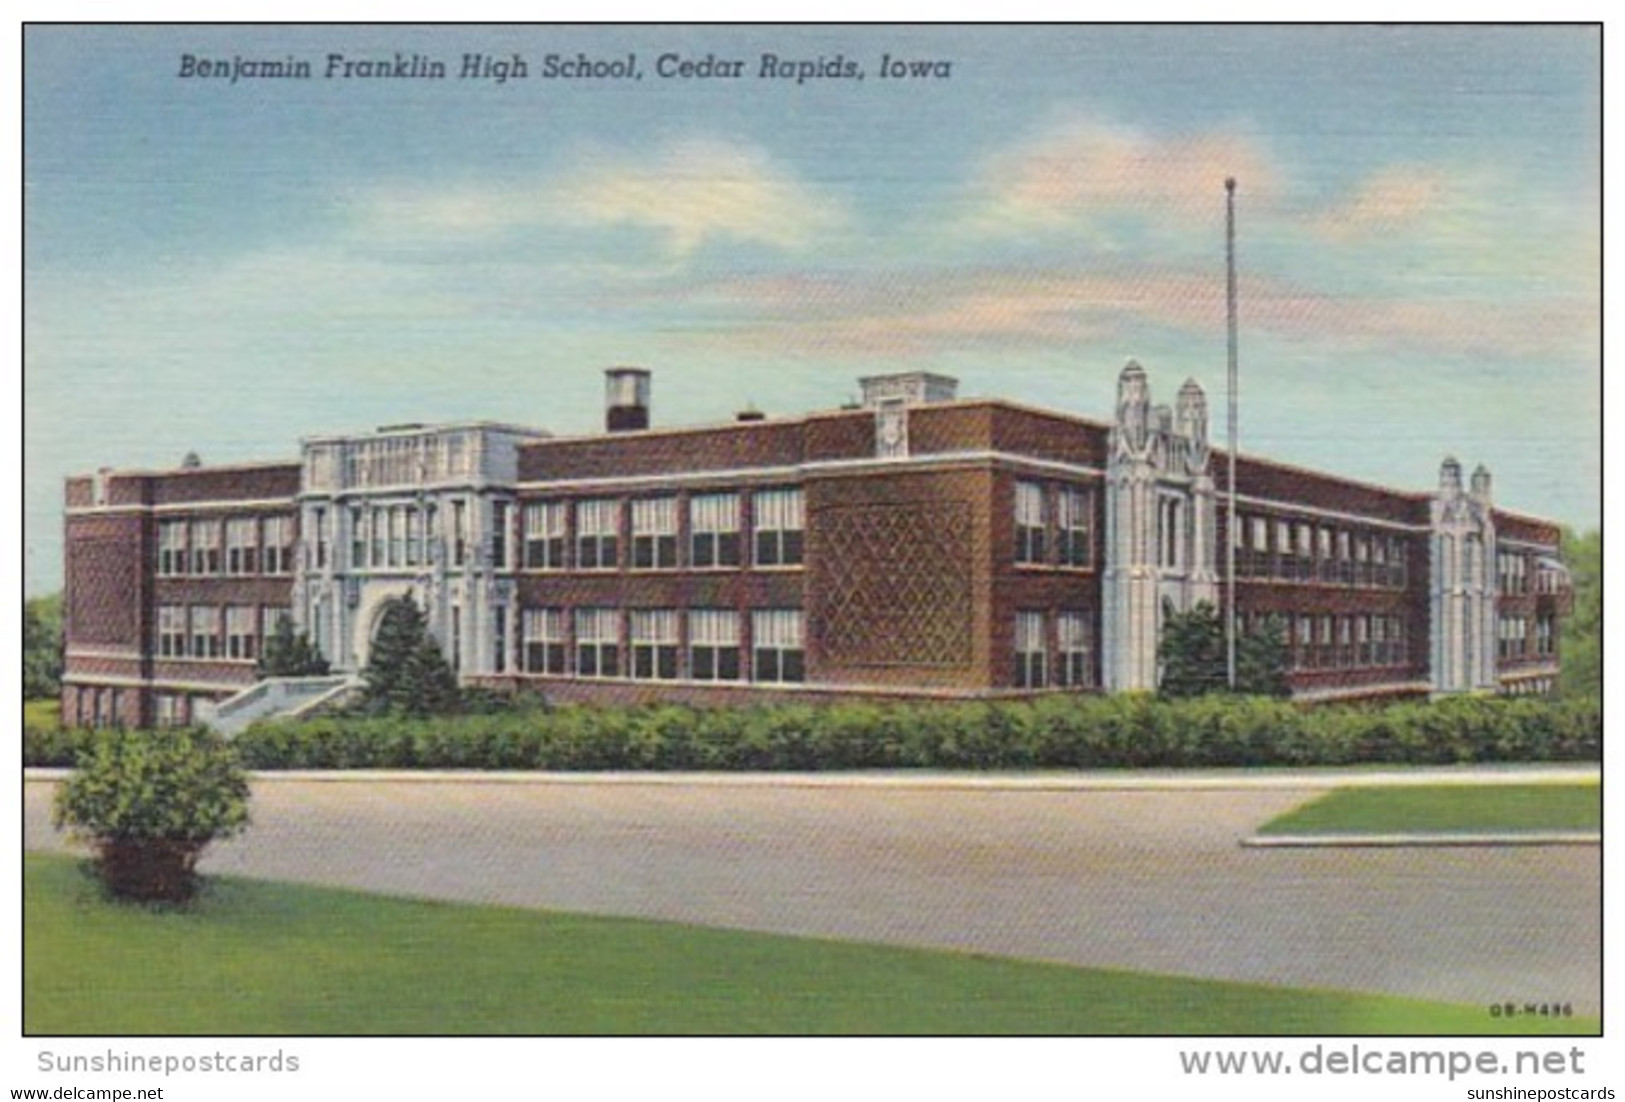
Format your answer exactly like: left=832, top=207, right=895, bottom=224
left=25, top=694, right=1598, bottom=773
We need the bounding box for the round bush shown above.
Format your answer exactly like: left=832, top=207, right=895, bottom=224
left=52, top=727, right=251, bottom=902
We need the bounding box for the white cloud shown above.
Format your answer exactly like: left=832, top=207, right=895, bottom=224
left=964, top=113, right=1281, bottom=236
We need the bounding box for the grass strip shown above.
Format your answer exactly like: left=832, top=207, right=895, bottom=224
left=1259, top=784, right=1600, bottom=837
left=24, top=853, right=1594, bottom=1036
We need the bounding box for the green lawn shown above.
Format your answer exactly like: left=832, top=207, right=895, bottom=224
left=24, top=699, right=60, bottom=730
left=24, top=853, right=1595, bottom=1035
left=1260, top=784, right=1601, bottom=836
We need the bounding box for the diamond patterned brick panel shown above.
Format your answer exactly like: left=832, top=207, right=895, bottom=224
left=816, top=501, right=973, bottom=667
left=68, top=538, right=138, bottom=646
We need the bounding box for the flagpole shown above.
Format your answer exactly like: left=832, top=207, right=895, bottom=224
left=1225, top=177, right=1239, bottom=691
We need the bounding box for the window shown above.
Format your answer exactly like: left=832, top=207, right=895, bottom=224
left=351, top=506, right=367, bottom=569
left=689, top=609, right=741, bottom=682
left=1014, top=611, right=1047, bottom=688
left=1250, top=516, right=1269, bottom=552
left=524, top=502, right=567, bottom=570
left=157, top=605, right=187, bottom=658
left=1056, top=612, right=1093, bottom=687
left=190, top=519, right=221, bottom=575
left=630, top=610, right=680, bottom=680
left=225, top=518, right=257, bottom=575
left=263, top=516, right=294, bottom=575
left=226, top=606, right=257, bottom=660
left=158, top=521, right=188, bottom=576
left=1015, top=482, right=1046, bottom=564
left=631, top=498, right=678, bottom=569
left=522, top=609, right=567, bottom=675
left=492, top=605, right=507, bottom=673
left=1356, top=615, right=1372, bottom=666
left=491, top=501, right=512, bottom=570
left=1295, top=615, right=1315, bottom=669
left=1536, top=614, right=1555, bottom=658
left=576, top=499, right=621, bottom=570
left=1499, top=615, right=1529, bottom=661
left=387, top=507, right=404, bottom=568
left=752, top=609, right=805, bottom=684
left=1157, top=496, right=1184, bottom=570
left=451, top=500, right=468, bottom=567
left=690, top=493, right=742, bottom=568
left=1056, top=488, right=1093, bottom=567
left=154, top=693, right=183, bottom=728
left=575, top=608, right=620, bottom=678
left=406, top=505, right=422, bottom=567
left=754, top=488, right=805, bottom=567
left=189, top=605, right=221, bottom=659
left=261, top=605, right=291, bottom=637
left=313, top=507, right=328, bottom=570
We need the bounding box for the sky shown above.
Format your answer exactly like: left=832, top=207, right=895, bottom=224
left=22, top=24, right=1601, bottom=596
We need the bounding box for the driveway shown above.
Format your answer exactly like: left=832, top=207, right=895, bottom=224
left=24, top=772, right=1601, bottom=1015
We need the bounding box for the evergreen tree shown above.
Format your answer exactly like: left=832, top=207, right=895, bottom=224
left=363, top=596, right=461, bottom=716
left=256, top=617, right=331, bottom=678
left=1157, top=600, right=1227, bottom=698
left=1157, top=599, right=1289, bottom=698
left=23, top=594, right=63, bottom=700
left=1560, top=528, right=1600, bottom=700
left=1236, top=614, right=1292, bottom=698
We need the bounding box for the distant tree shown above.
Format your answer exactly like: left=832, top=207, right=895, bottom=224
left=1158, top=599, right=1290, bottom=698
left=1157, top=600, right=1227, bottom=698
left=24, top=593, right=63, bottom=700
left=363, top=596, right=461, bottom=716
left=1560, top=528, right=1600, bottom=700
left=255, top=617, right=330, bottom=679
left=1236, top=614, right=1292, bottom=698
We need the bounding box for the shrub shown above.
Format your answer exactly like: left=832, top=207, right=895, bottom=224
left=52, top=727, right=251, bottom=902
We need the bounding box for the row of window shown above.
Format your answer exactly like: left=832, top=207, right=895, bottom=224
left=157, top=517, right=295, bottom=577
left=1264, top=612, right=1411, bottom=671
left=346, top=500, right=488, bottom=571
left=1498, top=614, right=1557, bottom=661
left=519, top=607, right=806, bottom=684
left=155, top=604, right=291, bottom=661
left=1011, top=611, right=1097, bottom=689
left=1234, top=514, right=1409, bottom=589
left=1014, top=483, right=1095, bottom=568
left=522, top=489, right=805, bottom=572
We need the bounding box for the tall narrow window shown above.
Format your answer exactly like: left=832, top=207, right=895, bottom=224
left=313, top=507, right=328, bottom=570
left=1056, top=488, right=1093, bottom=567
left=631, top=498, right=678, bottom=569
left=406, top=506, right=422, bottom=567
left=491, top=501, right=512, bottom=570
left=753, top=488, right=805, bottom=566
left=492, top=605, right=507, bottom=674
left=630, top=609, right=680, bottom=680
left=1056, top=611, right=1093, bottom=687
left=451, top=500, right=468, bottom=567
left=263, top=516, right=294, bottom=575
left=522, top=608, right=567, bottom=675
left=222, top=518, right=255, bottom=575
left=690, top=493, right=742, bottom=568
left=689, top=609, right=741, bottom=682
left=158, top=521, right=188, bottom=576
left=1015, top=482, right=1045, bottom=564
left=576, top=608, right=620, bottom=677
left=1014, top=611, right=1047, bottom=688
left=576, top=499, right=621, bottom=570
left=190, top=519, right=221, bottom=575
left=752, top=609, right=805, bottom=683
left=1157, top=496, right=1184, bottom=570
left=351, top=506, right=367, bottom=569
left=388, top=507, right=404, bottom=568
left=524, top=502, right=567, bottom=570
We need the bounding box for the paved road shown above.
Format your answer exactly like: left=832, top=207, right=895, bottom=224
left=24, top=774, right=1601, bottom=1014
